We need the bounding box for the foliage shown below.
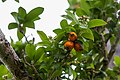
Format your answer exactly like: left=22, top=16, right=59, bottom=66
left=2, top=0, right=19, bottom=3
left=0, top=0, right=120, bottom=80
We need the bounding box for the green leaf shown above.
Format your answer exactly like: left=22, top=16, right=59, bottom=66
left=114, top=56, right=120, bottom=67
left=33, top=16, right=40, bottom=21
left=15, top=0, right=19, bottom=3
left=25, top=7, right=44, bottom=21
left=50, top=69, right=62, bottom=79
left=37, top=31, right=49, bottom=42
left=83, top=40, right=89, bottom=51
left=118, top=75, right=120, bottom=80
left=17, top=29, right=23, bottom=41
left=80, top=0, right=91, bottom=15
left=81, top=28, right=94, bottom=41
left=53, top=28, right=63, bottom=35
left=67, top=0, right=78, bottom=7
left=110, top=35, right=115, bottom=45
left=17, top=27, right=26, bottom=40
left=68, top=67, right=72, bottom=76
left=18, top=7, right=26, bottom=23
left=2, top=0, right=6, bottom=2
left=88, top=19, right=107, bottom=28
left=0, top=65, right=12, bottom=79
left=37, top=40, right=51, bottom=47
left=71, top=48, right=76, bottom=55
left=106, top=68, right=116, bottom=78
left=71, top=68, right=77, bottom=80
left=23, top=21, right=35, bottom=29
left=8, top=22, right=18, bottom=29
left=67, top=0, right=73, bottom=6
left=18, top=7, right=26, bottom=19
left=61, top=15, right=73, bottom=21
left=0, top=65, right=7, bottom=77
left=25, top=44, right=36, bottom=60
left=36, top=47, right=45, bottom=63
left=54, top=31, right=65, bottom=47
left=11, top=12, right=19, bottom=23
left=60, top=19, right=68, bottom=29
left=66, top=11, right=79, bottom=24
left=76, top=8, right=87, bottom=17
left=34, top=47, right=44, bottom=62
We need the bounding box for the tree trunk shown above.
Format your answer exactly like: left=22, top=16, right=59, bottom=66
left=0, top=29, right=32, bottom=80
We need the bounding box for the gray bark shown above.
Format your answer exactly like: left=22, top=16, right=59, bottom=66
left=0, top=29, right=32, bottom=80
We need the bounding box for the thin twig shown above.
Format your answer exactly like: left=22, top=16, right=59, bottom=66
left=20, top=30, right=30, bottom=44
left=22, top=51, right=41, bottom=80
left=100, top=33, right=108, bottom=60
left=100, top=33, right=109, bottom=71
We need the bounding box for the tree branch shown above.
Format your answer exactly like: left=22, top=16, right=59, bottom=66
left=100, top=33, right=109, bottom=71
left=0, top=29, right=33, bottom=80
left=108, top=27, right=120, bottom=62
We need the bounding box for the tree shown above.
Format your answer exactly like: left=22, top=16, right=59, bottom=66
left=0, top=0, right=120, bottom=80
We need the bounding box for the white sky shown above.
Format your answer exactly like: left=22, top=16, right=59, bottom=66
left=0, top=0, right=68, bottom=42
left=0, top=0, right=119, bottom=42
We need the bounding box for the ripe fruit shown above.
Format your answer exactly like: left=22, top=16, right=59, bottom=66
left=74, top=42, right=82, bottom=52
left=68, top=32, right=77, bottom=41
left=64, top=41, right=74, bottom=51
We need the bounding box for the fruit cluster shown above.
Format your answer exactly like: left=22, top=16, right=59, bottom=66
left=64, top=32, right=83, bottom=52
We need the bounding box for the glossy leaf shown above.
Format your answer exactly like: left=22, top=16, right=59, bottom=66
left=15, top=0, right=19, bottom=2
left=67, top=0, right=73, bottom=6
left=34, top=47, right=44, bottom=62
left=71, top=68, right=77, bottom=80
left=80, top=0, right=91, bottom=15
left=23, top=21, right=35, bottom=29
left=114, top=56, right=120, bottom=67
left=18, top=7, right=26, bottom=19
left=33, top=16, right=40, bottom=21
left=81, top=28, right=94, bottom=41
left=50, top=69, right=62, bottom=79
left=88, top=19, right=107, bottom=28
left=25, top=7, right=44, bottom=21
left=25, top=44, right=36, bottom=60
left=0, top=65, right=7, bottom=77
left=82, top=40, right=89, bottom=51
left=54, top=31, right=65, bottom=47
left=11, top=12, right=19, bottom=23
left=37, top=40, right=51, bottom=47
left=60, top=19, right=68, bottom=29
left=66, top=11, right=79, bottom=24
left=53, top=28, right=63, bottom=35
left=17, top=27, right=26, bottom=40
left=17, top=29, right=24, bottom=41
left=2, top=0, right=6, bottom=2
left=0, top=65, right=12, bottom=79
left=8, top=22, right=18, bottom=29
left=37, top=51, right=45, bottom=64
left=37, top=30, right=49, bottom=42
left=61, top=15, right=73, bottom=21
left=76, top=8, right=86, bottom=17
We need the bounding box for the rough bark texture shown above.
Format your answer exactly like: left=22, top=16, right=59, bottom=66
left=0, top=29, right=32, bottom=80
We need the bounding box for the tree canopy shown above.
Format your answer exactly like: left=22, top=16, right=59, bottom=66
left=0, top=0, right=120, bottom=80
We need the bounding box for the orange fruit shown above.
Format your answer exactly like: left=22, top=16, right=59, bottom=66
left=68, top=32, right=77, bottom=41
left=64, top=40, right=74, bottom=50
left=74, top=42, right=82, bottom=52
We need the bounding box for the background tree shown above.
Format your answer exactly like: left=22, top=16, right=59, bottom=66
left=0, top=0, right=120, bottom=80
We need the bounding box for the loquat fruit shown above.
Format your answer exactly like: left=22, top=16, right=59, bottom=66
left=64, top=40, right=74, bottom=51
left=74, top=42, right=83, bottom=52
left=68, top=32, right=77, bottom=41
